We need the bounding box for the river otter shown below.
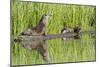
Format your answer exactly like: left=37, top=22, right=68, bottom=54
left=73, top=26, right=81, bottom=39
left=21, top=14, right=50, bottom=36
left=61, top=26, right=81, bottom=40
left=14, top=14, right=50, bottom=62
left=61, top=27, right=73, bottom=40
left=73, top=26, right=81, bottom=34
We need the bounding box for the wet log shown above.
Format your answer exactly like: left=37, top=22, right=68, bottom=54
left=15, top=30, right=95, bottom=41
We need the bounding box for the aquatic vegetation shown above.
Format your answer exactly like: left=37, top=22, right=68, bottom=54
left=11, top=1, right=96, bottom=66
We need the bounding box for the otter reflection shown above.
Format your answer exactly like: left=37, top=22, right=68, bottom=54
left=20, top=39, right=49, bottom=62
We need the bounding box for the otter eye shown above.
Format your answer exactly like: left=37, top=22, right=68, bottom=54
left=44, top=14, right=47, bottom=16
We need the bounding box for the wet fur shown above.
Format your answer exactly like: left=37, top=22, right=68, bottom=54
left=21, top=14, right=49, bottom=36
left=19, top=14, right=49, bottom=62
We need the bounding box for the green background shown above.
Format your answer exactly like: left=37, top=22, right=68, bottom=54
left=11, top=0, right=96, bottom=66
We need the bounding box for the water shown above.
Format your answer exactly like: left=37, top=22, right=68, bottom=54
left=11, top=1, right=96, bottom=66
left=12, top=33, right=96, bottom=66
left=48, top=34, right=95, bottom=63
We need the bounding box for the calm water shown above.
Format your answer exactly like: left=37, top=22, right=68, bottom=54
left=11, top=1, right=96, bottom=66
left=12, top=33, right=96, bottom=66
left=48, top=34, right=95, bottom=63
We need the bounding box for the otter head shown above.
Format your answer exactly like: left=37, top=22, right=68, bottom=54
left=42, top=14, right=50, bottom=20
left=41, top=14, right=51, bottom=26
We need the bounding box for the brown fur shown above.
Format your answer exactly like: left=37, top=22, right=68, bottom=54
left=19, top=14, right=50, bottom=62
left=21, top=14, right=49, bottom=36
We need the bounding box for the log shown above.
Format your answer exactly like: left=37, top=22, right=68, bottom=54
left=15, top=30, right=95, bottom=41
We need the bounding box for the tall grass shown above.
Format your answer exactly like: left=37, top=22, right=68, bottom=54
left=11, top=1, right=96, bottom=66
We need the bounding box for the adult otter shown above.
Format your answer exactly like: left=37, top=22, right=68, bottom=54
left=21, top=14, right=50, bottom=36
left=22, top=14, right=50, bottom=62
left=15, top=14, right=50, bottom=62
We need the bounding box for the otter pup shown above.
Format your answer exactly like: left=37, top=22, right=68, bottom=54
left=73, top=26, right=81, bottom=39
left=74, top=26, right=81, bottom=34
left=61, top=26, right=81, bottom=40
left=61, top=27, right=73, bottom=40
left=21, top=14, right=50, bottom=36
